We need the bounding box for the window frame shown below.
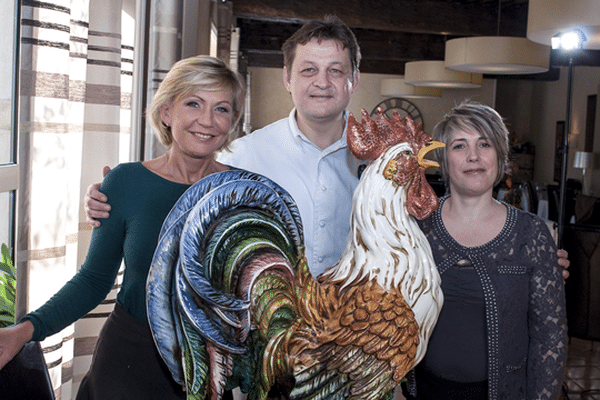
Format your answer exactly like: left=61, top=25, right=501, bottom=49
left=1, top=0, right=20, bottom=290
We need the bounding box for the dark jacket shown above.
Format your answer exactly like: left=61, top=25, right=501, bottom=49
left=405, top=197, right=568, bottom=400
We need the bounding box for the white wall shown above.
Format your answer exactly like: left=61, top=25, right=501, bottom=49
left=246, top=67, right=294, bottom=130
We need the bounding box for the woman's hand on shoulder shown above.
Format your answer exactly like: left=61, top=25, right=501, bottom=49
left=0, top=320, right=34, bottom=370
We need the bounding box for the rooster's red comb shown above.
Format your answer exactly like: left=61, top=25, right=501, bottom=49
left=347, top=107, right=430, bottom=161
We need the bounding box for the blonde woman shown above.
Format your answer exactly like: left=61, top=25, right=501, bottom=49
left=0, top=55, right=245, bottom=399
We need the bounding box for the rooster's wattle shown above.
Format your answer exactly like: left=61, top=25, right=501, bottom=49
left=147, top=108, right=444, bottom=400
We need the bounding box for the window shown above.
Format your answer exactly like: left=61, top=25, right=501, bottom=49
left=0, top=1, right=19, bottom=251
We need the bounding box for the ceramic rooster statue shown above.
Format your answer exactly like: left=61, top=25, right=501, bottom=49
left=147, top=108, right=444, bottom=400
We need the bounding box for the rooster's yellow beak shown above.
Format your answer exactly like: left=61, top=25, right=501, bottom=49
left=417, top=141, right=445, bottom=169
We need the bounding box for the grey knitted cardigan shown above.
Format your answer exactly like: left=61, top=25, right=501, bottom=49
left=405, top=196, right=568, bottom=400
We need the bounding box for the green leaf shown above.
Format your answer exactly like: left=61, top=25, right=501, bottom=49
left=0, top=313, right=15, bottom=328
left=0, top=244, right=15, bottom=279
left=0, top=244, right=16, bottom=330
left=0, top=308, right=15, bottom=327
left=0, top=262, right=14, bottom=278
left=0, top=285, right=8, bottom=306
left=0, top=270, right=15, bottom=286
left=0, top=272, right=16, bottom=296
left=0, top=293, right=14, bottom=310
left=1, top=244, right=13, bottom=267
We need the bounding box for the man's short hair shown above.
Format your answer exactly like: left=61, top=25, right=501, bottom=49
left=281, top=15, right=361, bottom=79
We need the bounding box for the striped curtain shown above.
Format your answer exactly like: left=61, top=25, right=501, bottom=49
left=18, top=0, right=132, bottom=398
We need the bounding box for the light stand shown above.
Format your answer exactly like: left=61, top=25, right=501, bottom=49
left=553, top=29, right=586, bottom=248
left=556, top=56, right=574, bottom=248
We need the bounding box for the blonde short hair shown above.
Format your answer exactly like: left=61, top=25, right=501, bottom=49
left=147, top=55, right=245, bottom=148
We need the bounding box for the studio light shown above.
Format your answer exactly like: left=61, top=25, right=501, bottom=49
left=527, top=0, right=600, bottom=245
left=550, top=28, right=585, bottom=246
left=551, top=29, right=587, bottom=50
left=527, top=0, right=600, bottom=50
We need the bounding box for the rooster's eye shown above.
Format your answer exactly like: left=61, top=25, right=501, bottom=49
left=403, top=150, right=412, bottom=156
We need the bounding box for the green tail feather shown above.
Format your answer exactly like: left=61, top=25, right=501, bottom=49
left=180, top=316, right=209, bottom=399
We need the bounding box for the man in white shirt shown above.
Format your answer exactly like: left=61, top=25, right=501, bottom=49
left=215, top=15, right=365, bottom=274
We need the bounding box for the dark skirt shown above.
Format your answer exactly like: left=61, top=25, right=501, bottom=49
left=75, top=305, right=186, bottom=400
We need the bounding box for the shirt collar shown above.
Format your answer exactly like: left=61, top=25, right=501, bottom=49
left=287, top=108, right=349, bottom=151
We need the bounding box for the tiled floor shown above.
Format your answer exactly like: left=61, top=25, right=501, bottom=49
left=562, top=337, right=600, bottom=400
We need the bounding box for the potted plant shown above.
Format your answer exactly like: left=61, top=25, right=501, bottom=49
left=0, top=243, right=15, bottom=328
left=0, top=243, right=56, bottom=399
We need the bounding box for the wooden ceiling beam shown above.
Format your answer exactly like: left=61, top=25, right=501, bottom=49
left=232, top=0, right=529, bottom=37
left=236, top=18, right=447, bottom=74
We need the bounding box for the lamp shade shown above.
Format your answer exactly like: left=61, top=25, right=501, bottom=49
left=404, top=61, right=483, bottom=89
left=381, top=78, right=443, bottom=98
left=527, top=0, right=600, bottom=49
left=445, top=36, right=550, bottom=74
left=573, top=151, right=594, bottom=169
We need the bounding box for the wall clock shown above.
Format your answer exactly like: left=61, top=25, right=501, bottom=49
left=371, top=97, right=424, bottom=129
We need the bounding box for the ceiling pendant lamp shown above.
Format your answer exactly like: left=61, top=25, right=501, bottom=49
left=444, top=36, right=550, bottom=74
left=381, top=78, right=443, bottom=99
left=527, top=0, right=600, bottom=49
left=444, top=0, right=550, bottom=74
left=404, top=60, right=483, bottom=89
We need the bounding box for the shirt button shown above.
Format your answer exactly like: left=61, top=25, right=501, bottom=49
left=318, top=257, right=324, bottom=262
left=319, top=221, right=326, bottom=227
left=321, top=185, right=327, bottom=191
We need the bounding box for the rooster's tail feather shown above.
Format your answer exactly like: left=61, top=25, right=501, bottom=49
left=148, top=170, right=304, bottom=396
